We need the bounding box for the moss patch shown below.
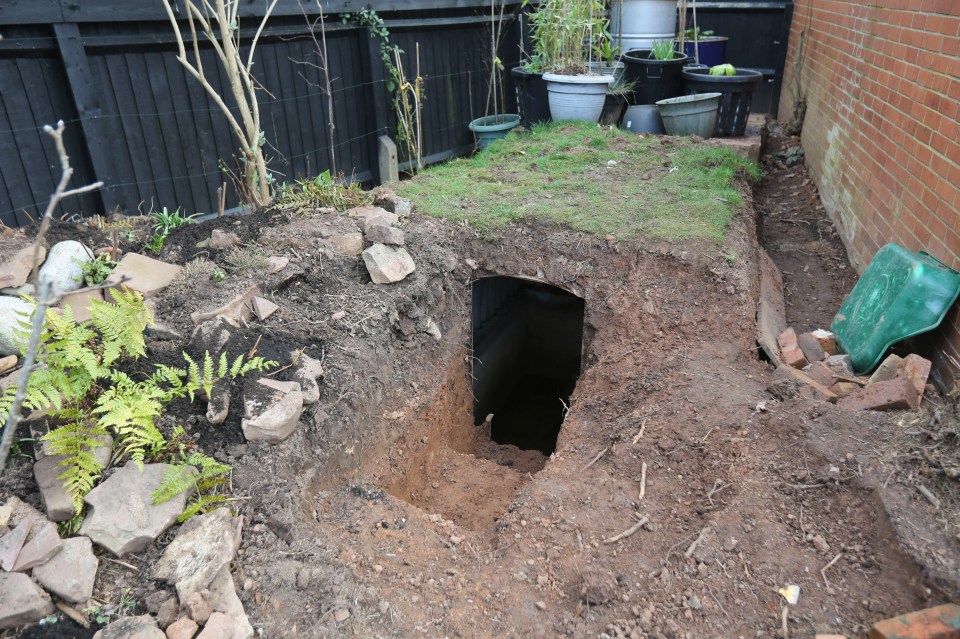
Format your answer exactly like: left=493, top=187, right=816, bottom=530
left=392, top=121, right=761, bottom=242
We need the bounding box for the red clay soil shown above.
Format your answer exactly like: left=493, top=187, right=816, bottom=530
left=1, top=129, right=958, bottom=639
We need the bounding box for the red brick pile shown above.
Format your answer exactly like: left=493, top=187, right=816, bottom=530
left=775, top=327, right=932, bottom=411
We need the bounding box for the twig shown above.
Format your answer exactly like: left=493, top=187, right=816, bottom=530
left=632, top=419, right=647, bottom=444
left=246, top=334, right=262, bottom=359
left=638, top=462, right=647, bottom=502
left=56, top=602, right=90, bottom=628
left=101, top=557, right=140, bottom=572
left=706, top=480, right=730, bottom=503
left=603, top=516, right=649, bottom=544
left=582, top=446, right=609, bottom=471
left=684, top=527, right=710, bottom=559
left=917, top=484, right=941, bottom=509
left=0, top=121, right=102, bottom=472
left=820, top=552, right=842, bottom=590
left=780, top=605, right=789, bottom=639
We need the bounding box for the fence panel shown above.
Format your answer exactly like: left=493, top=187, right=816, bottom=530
left=0, top=3, right=523, bottom=227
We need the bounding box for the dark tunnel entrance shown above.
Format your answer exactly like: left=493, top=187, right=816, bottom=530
left=471, top=277, right=585, bottom=456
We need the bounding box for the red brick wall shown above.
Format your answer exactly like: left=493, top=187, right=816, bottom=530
left=778, top=0, right=960, bottom=388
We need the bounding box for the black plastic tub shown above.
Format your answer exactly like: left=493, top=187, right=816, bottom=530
left=511, top=66, right=551, bottom=129
left=682, top=67, right=763, bottom=136
left=620, top=49, right=691, bottom=106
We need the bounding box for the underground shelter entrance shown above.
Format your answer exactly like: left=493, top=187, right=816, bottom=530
left=471, top=277, right=585, bottom=455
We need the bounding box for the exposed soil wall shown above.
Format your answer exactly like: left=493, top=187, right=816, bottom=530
left=778, top=0, right=960, bottom=388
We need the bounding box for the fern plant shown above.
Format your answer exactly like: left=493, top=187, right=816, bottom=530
left=0, top=287, right=275, bottom=517
left=152, top=428, right=232, bottom=522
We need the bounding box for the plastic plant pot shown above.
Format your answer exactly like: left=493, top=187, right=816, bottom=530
left=542, top=73, right=616, bottom=122
left=468, top=114, right=522, bottom=150
left=681, top=67, right=762, bottom=136
left=620, top=49, right=692, bottom=106
left=511, top=66, right=551, bottom=129
left=655, top=92, right=721, bottom=137
left=681, top=36, right=729, bottom=68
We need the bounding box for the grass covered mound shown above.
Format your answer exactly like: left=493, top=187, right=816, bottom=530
left=393, top=121, right=761, bottom=242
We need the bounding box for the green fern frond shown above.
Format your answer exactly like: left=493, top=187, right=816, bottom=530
left=203, top=352, right=215, bottom=398
left=93, top=372, right=166, bottom=466
left=178, top=495, right=229, bottom=522
left=217, top=352, right=228, bottom=379
left=89, top=288, right=152, bottom=365
left=152, top=450, right=232, bottom=522
left=42, top=420, right=110, bottom=514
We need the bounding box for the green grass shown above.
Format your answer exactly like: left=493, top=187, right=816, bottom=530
left=392, top=121, right=761, bottom=242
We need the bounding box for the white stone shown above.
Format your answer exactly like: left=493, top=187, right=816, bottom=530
left=92, top=615, right=165, bottom=639
left=106, top=253, right=182, bottom=298
left=206, top=567, right=254, bottom=639
left=80, top=463, right=189, bottom=556
left=292, top=352, right=323, bottom=405
left=0, top=295, right=34, bottom=357
left=0, top=572, right=54, bottom=630
left=362, top=244, right=415, bottom=284
left=32, top=536, right=98, bottom=603
left=365, top=224, right=404, bottom=246
left=154, top=508, right=243, bottom=599
left=251, top=297, right=279, bottom=321
left=241, top=378, right=303, bottom=443
left=328, top=233, right=364, bottom=256
left=38, top=240, right=92, bottom=294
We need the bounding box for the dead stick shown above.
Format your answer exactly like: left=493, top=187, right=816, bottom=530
left=684, top=527, right=709, bottom=558
left=603, top=516, right=649, bottom=544
left=820, top=552, right=842, bottom=589
left=917, top=484, right=941, bottom=509
left=780, top=605, right=789, bottom=639
left=101, top=556, right=140, bottom=572
left=638, top=462, right=647, bottom=501
left=582, top=446, right=609, bottom=471
left=56, top=602, right=90, bottom=629
left=632, top=419, right=647, bottom=444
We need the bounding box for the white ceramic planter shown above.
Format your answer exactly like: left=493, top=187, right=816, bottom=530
left=543, top=73, right=615, bottom=122
left=610, top=0, right=678, bottom=52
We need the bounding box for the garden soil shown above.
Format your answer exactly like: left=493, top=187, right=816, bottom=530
left=2, top=127, right=959, bottom=639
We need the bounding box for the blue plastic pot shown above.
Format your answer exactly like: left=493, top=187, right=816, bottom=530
left=469, top=114, right=522, bottom=150
left=681, top=37, right=728, bottom=67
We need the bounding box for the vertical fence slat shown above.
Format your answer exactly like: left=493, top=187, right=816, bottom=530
left=53, top=23, right=117, bottom=213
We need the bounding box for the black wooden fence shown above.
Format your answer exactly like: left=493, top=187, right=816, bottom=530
left=0, top=0, right=524, bottom=227
left=0, top=0, right=793, bottom=229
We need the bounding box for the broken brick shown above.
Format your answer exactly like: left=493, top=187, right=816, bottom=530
left=806, top=361, right=836, bottom=388
left=838, top=377, right=920, bottom=411
left=829, top=382, right=861, bottom=398
left=797, top=332, right=827, bottom=363
left=868, top=354, right=903, bottom=386
left=869, top=603, right=960, bottom=639
left=811, top=329, right=837, bottom=355
left=897, top=354, right=932, bottom=396
left=775, top=365, right=837, bottom=402
left=777, top=328, right=809, bottom=369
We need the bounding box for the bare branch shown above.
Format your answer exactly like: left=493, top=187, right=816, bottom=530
left=0, top=122, right=103, bottom=473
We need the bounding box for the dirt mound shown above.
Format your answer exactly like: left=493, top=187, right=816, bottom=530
left=2, top=132, right=957, bottom=638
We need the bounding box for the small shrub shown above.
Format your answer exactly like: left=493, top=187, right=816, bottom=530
left=277, top=170, right=372, bottom=215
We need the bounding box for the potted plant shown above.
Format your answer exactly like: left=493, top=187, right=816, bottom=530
left=609, top=0, right=678, bottom=53
left=620, top=40, right=691, bottom=106
left=512, top=55, right=552, bottom=129
left=680, top=27, right=728, bottom=67
left=470, top=0, right=521, bottom=148
left=528, top=0, right=615, bottom=122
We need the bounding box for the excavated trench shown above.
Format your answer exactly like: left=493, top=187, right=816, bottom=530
left=386, top=276, right=585, bottom=531
left=471, top=276, right=585, bottom=456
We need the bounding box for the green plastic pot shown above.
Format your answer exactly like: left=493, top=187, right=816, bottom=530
left=832, top=243, right=960, bottom=374
left=655, top=92, right=721, bottom=137
left=469, top=114, right=521, bottom=150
